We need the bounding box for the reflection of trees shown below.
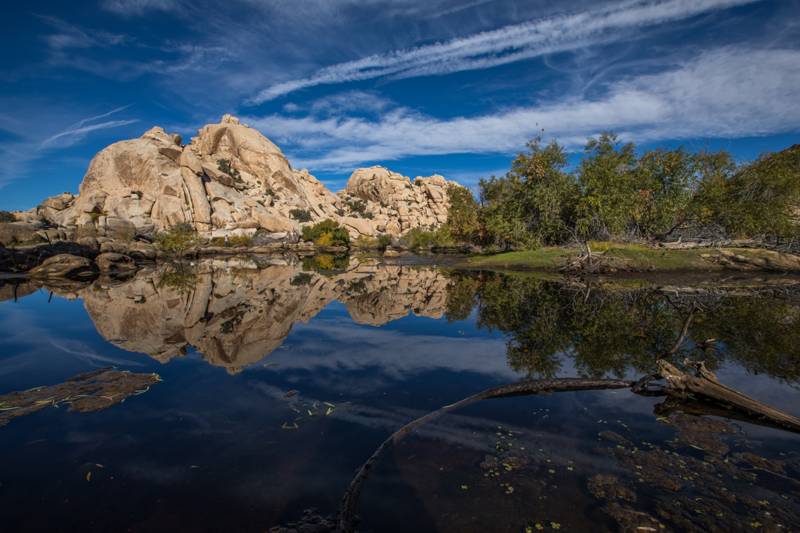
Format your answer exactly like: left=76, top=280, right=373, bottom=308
left=693, top=296, right=800, bottom=382
left=445, top=273, right=800, bottom=382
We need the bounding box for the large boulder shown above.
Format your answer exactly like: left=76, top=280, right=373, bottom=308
left=0, top=222, right=44, bottom=246
left=28, top=254, right=94, bottom=279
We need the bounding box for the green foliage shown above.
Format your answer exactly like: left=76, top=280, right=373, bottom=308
left=479, top=139, right=578, bottom=249
left=0, top=211, right=16, bottom=222
left=354, top=233, right=392, bottom=250
left=209, top=234, right=253, bottom=247
left=346, top=198, right=374, bottom=219
left=725, top=145, right=800, bottom=239
left=302, top=254, right=349, bottom=272
left=444, top=185, right=480, bottom=243
left=463, top=135, right=799, bottom=248
left=155, top=223, right=198, bottom=255
left=377, top=233, right=392, bottom=251
left=632, top=148, right=695, bottom=238
left=575, top=133, right=638, bottom=239
left=290, top=272, right=313, bottom=286
left=400, top=227, right=452, bottom=251
left=290, top=209, right=312, bottom=222
left=217, top=159, right=241, bottom=180
left=301, top=219, right=350, bottom=247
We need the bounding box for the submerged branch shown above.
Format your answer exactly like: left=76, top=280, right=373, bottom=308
left=337, top=377, right=631, bottom=532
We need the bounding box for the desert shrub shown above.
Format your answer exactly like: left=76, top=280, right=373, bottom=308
left=0, top=211, right=16, bottom=222
left=155, top=223, right=198, bottom=255
left=291, top=272, right=313, bottom=286
left=227, top=234, right=253, bottom=247
left=377, top=234, right=392, bottom=251
left=400, top=227, right=452, bottom=251
left=353, top=234, right=391, bottom=250
left=301, top=219, right=350, bottom=247
left=290, top=209, right=312, bottom=222
left=217, top=159, right=241, bottom=180
left=346, top=198, right=374, bottom=219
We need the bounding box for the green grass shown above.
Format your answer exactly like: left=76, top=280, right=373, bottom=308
left=466, top=247, right=573, bottom=269
left=464, top=242, right=788, bottom=272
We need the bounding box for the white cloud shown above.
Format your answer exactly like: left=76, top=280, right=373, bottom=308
left=243, top=47, right=800, bottom=170
left=248, top=0, right=761, bottom=102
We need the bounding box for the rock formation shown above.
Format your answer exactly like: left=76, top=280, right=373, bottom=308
left=6, top=115, right=460, bottom=246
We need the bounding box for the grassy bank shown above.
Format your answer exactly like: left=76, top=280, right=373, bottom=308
left=463, top=242, right=800, bottom=273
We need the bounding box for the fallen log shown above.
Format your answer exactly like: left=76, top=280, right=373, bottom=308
left=656, top=359, right=800, bottom=432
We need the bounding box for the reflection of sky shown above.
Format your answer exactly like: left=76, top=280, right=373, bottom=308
left=1, top=278, right=800, bottom=530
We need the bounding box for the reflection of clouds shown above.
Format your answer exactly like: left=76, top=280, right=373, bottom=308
left=263, top=314, right=515, bottom=391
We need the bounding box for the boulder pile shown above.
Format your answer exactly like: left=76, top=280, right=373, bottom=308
left=5, top=115, right=460, bottom=246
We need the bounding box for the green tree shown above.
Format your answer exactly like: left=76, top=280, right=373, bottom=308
left=726, top=144, right=800, bottom=239
left=575, top=133, right=638, bottom=239
left=633, top=148, right=696, bottom=239
left=479, top=138, right=577, bottom=248
left=444, top=185, right=480, bottom=243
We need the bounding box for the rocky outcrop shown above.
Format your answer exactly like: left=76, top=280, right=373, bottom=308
left=22, top=115, right=460, bottom=244
left=337, top=166, right=455, bottom=237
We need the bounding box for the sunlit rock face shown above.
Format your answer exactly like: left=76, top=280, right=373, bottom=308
left=78, top=258, right=448, bottom=373
left=29, top=115, right=459, bottom=242
left=338, top=167, right=459, bottom=237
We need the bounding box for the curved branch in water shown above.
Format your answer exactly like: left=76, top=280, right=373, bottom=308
left=336, top=377, right=632, bottom=532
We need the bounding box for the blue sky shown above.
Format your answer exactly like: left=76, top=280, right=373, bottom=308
left=1, top=0, right=798, bottom=210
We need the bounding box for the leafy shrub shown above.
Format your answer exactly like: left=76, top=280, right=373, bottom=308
left=291, top=272, right=313, bottom=286
left=400, top=227, right=452, bottom=251
left=377, top=234, right=392, bottom=251
left=217, top=159, right=241, bottom=180
left=155, top=223, right=198, bottom=255
left=0, top=211, right=16, bottom=222
left=346, top=198, right=374, bottom=219
left=301, top=219, right=350, bottom=247
left=209, top=234, right=253, bottom=247
left=290, top=209, right=312, bottom=222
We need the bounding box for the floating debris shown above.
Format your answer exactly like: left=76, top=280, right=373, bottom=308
left=0, top=368, right=161, bottom=427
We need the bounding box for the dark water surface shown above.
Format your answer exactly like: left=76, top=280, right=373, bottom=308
left=1, top=257, right=799, bottom=532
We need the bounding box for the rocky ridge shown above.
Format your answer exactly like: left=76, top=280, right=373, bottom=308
left=5, top=115, right=459, bottom=247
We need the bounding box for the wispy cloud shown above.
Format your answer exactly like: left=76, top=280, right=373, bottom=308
left=248, top=0, right=760, bottom=102
left=245, top=46, right=800, bottom=170
left=38, top=15, right=127, bottom=50
left=101, top=0, right=180, bottom=16
left=40, top=106, right=137, bottom=149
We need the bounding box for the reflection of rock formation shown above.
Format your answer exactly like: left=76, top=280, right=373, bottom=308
left=79, top=258, right=449, bottom=373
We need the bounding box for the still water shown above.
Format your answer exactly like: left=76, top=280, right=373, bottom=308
left=0, top=256, right=799, bottom=532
